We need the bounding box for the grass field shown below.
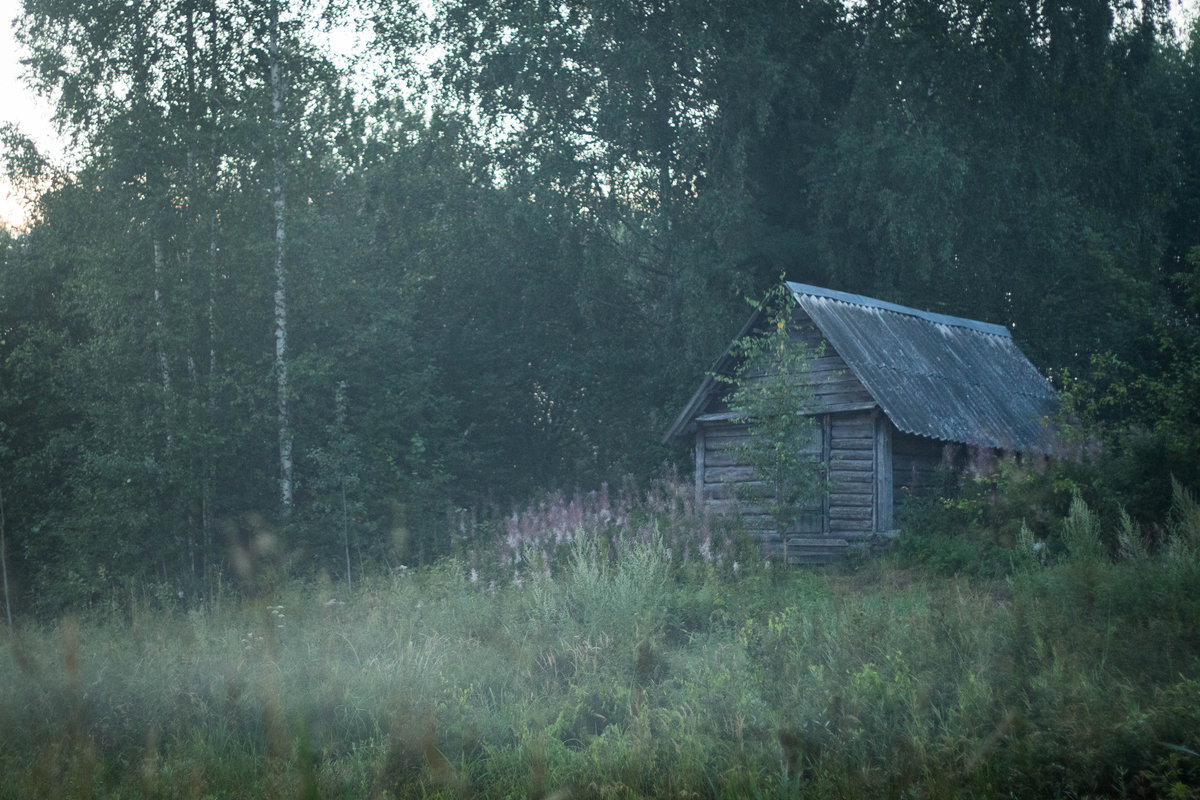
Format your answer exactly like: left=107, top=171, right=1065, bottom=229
left=2, top=483, right=1199, bottom=798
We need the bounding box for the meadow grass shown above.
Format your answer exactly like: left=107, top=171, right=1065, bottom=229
left=2, top=481, right=1199, bottom=798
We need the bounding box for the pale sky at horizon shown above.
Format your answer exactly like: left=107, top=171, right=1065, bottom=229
left=1, top=0, right=62, bottom=228
left=1, top=0, right=58, bottom=146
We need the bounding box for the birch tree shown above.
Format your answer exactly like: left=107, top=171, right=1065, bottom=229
left=267, top=0, right=294, bottom=514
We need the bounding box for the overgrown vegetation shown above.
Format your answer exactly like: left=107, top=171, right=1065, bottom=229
left=3, top=478, right=1198, bottom=799
left=717, top=283, right=824, bottom=546
left=4, top=0, right=1200, bottom=615
left=2, top=1, right=1200, bottom=792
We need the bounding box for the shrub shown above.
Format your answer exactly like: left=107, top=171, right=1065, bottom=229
left=2, top=475, right=1199, bottom=798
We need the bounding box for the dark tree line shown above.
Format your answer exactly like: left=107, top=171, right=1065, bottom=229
left=1, top=0, right=1198, bottom=613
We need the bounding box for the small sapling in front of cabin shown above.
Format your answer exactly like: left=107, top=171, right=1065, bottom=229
left=716, top=285, right=825, bottom=562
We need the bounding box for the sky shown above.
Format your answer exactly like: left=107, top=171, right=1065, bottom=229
left=1, top=0, right=61, bottom=229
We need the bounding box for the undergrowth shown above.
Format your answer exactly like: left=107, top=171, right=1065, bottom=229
left=1, top=478, right=1199, bottom=798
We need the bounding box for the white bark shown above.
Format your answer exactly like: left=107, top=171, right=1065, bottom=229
left=153, top=236, right=172, bottom=398
left=1, top=485, right=12, bottom=631
left=269, top=0, right=293, bottom=514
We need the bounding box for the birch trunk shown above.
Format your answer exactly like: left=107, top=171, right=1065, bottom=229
left=269, top=0, right=294, bottom=514
left=1, top=485, right=12, bottom=630
left=153, top=236, right=173, bottom=399
left=202, top=0, right=221, bottom=560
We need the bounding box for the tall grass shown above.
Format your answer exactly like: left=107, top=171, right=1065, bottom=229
left=1, top=478, right=1199, bottom=798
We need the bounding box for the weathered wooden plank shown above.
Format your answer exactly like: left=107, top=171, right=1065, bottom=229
left=784, top=536, right=850, bottom=547
left=793, top=513, right=824, bottom=534
left=822, top=413, right=832, bottom=535
left=785, top=538, right=850, bottom=565
left=829, top=470, right=873, bottom=484
left=830, top=465, right=878, bottom=479
left=704, top=435, right=751, bottom=450
left=830, top=505, right=873, bottom=520
left=704, top=425, right=750, bottom=441
left=744, top=357, right=851, bottom=378
left=875, top=413, right=893, bottom=532
left=833, top=421, right=874, bottom=434
left=702, top=482, right=778, bottom=501
left=812, top=391, right=875, bottom=408
left=833, top=415, right=875, bottom=432
left=822, top=401, right=879, bottom=413
left=694, top=411, right=741, bottom=423
left=831, top=432, right=874, bottom=444
left=703, top=465, right=757, bottom=484
left=830, top=436, right=874, bottom=447
left=830, top=518, right=872, bottom=532
left=703, top=449, right=748, bottom=468
left=733, top=501, right=824, bottom=518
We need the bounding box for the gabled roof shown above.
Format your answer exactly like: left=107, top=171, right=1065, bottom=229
left=664, top=282, right=1059, bottom=450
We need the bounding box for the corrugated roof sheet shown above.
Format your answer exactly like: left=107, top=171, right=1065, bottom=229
left=663, top=282, right=1059, bottom=450
left=787, top=282, right=1058, bottom=450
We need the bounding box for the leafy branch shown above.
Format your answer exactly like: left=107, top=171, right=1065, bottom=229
left=717, top=284, right=824, bottom=552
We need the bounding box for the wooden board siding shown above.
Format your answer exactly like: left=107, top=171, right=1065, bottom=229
left=827, top=411, right=875, bottom=540
left=697, top=418, right=833, bottom=562
left=874, top=411, right=894, bottom=533
left=696, top=408, right=885, bottom=565
left=891, top=431, right=949, bottom=516
left=788, top=314, right=875, bottom=414
left=689, top=310, right=901, bottom=564
left=712, top=311, right=873, bottom=417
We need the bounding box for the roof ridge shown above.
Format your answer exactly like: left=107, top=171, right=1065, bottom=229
left=785, top=281, right=1011, bottom=338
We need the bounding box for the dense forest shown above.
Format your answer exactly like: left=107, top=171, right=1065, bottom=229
left=2, top=0, right=1199, bottom=615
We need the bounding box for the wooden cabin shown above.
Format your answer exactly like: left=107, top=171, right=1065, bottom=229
left=663, top=282, right=1059, bottom=564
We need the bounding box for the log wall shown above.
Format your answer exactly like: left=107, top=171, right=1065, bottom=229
left=697, top=408, right=888, bottom=565
left=891, top=431, right=955, bottom=516
left=690, top=307, right=962, bottom=563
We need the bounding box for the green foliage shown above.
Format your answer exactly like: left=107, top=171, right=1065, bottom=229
left=1052, top=258, right=1200, bottom=522
left=2, top=480, right=1199, bottom=798
left=717, top=284, right=823, bottom=542
left=4, top=0, right=1200, bottom=621
left=897, top=452, right=1074, bottom=578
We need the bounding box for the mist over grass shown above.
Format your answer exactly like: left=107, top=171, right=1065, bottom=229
left=2, top=479, right=1200, bottom=799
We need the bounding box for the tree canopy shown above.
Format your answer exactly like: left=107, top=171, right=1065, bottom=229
left=2, top=0, right=1198, bottom=613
